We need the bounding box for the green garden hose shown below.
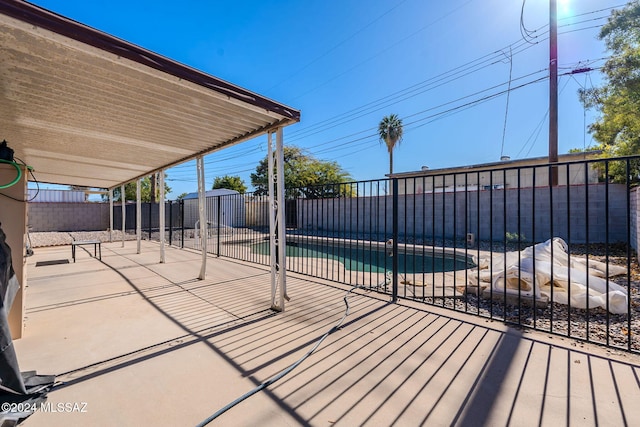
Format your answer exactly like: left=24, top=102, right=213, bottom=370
left=0, top=159, right=22, bottom=189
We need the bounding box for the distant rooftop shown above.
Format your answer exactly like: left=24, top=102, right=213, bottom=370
left=391, top=150, right=603, bottom=178
left=181, top=189, right=240, bottom=200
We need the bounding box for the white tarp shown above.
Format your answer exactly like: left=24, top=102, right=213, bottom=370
left=472, top=238, right=628, bottom=314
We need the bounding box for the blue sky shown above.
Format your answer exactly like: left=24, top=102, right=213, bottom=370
left=29, top=0, right=624, bottom=199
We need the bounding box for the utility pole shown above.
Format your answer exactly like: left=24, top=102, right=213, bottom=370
left=549, top=0, right=558, bottom=186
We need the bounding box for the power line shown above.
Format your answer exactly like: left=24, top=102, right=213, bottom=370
left=311, top=73, right=550, bottom=161
left=500, top=47, right=514, bottom=158
left=292, top=68, right=547, bottom=160
left=288, top=0, right=479, bottom=102
left=285, top=10, right=610, bottom=145
left=164, top=5, right=617, bottom=182
left=166, top=63, right=601, bottom=181
left=265, top=0, right=411, bottom=92
left=311, top=67, right=598, bottom=162
left=515, top=72, right=582, bottom=158
left=520, top=0, right=542, bottom=45
left=285, top=38, right=539, bottom=143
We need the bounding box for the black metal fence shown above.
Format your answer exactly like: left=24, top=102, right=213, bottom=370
left=133, top=156, right=640, bottom=353
left=114, top=201, right=184, bottom=245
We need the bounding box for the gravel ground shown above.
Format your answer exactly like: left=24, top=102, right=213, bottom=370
left=28, top=230, right=640, bottom=353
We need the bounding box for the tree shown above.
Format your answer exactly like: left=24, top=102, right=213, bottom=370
left=212, top=175, right=247, bottom=194
left=250, top=146, right=353, bottom=198
left=579, top=1, right=640, bottom=182
left=108, top=175, right=171, bottom=202
left=378, top=114, right=404, bottom=175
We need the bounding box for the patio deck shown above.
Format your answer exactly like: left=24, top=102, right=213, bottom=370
left=15, top=241, right=640, bottom=426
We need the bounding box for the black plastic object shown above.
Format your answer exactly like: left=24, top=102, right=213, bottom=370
left=0, top=140, right=14, bottom=162
left=0, top=224, right=55, bottom=424
left=0, top=224, right=26, bottom=395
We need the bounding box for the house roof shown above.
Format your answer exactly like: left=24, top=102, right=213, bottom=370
left=182, top=189, right=239, bottom=200
left=0, top=0, right=300, bottom=190
left=390, top=151, right=602, bottom=178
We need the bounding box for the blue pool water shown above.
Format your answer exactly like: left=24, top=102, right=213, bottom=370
left=251, top=241, right=473, bottom=274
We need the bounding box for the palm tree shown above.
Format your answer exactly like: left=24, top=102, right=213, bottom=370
left=378, top=114, right=404, bottom=175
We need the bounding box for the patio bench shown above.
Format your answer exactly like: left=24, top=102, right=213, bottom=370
left=71, top=240, right=101, bottom=263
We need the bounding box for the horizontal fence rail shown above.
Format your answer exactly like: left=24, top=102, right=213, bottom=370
left=133, top=156, right=640, bottom=353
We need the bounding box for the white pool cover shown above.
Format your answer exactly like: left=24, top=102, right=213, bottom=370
left=472, top=238, right=628, bottom=314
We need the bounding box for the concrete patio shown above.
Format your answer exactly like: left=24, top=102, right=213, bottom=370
left=15, top=241, right=640, bottom=426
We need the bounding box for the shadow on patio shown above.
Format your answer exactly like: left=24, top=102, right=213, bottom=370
left=15, top=241, right=640, bottom=426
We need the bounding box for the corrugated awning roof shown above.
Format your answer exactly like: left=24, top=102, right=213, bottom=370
left=0, top=0, right=300, bottom=189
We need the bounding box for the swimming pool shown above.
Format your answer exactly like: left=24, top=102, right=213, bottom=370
left=251, top=240, right=474, bottom=274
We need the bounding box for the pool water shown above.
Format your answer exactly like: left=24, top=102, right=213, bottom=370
left=251, top=241, right=473, bottom=274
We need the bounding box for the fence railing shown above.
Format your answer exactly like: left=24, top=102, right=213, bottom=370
left=126, top=156, right=639, bottom=353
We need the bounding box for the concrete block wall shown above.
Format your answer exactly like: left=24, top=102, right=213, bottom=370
left=23, top=184, right=640, bottom=249
left=297, top=183, right=631, bottom=244
left=28, top=202, right=109, bottom=232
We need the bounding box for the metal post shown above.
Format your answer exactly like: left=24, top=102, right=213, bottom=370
left=136, top=179, right=141, bottom=254
left=159, top=170, right=165, bottom=263
left=121, top=184, right=125, bottom=248
left=549, top=0, right=558, bottom=186
left=392, top=178, right=398, bottom=303
left=217, top=196, right=221, bottom=257
left=197, top=156, right=207, bottom=279
left=276, top=128, right=288, bottom=306
left=268, top=128, right=288, bottom=311
left=268, top=132, right=277, bottom=308
left=169, top=200, right=173, bottom=247
left=148, top=180, right=152, bottom=240
left=180, top=199, right=185, bottom=249
left=109, top=188, right=113, bottom=243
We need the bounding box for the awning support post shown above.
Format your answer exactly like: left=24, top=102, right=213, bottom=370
left=121, top=184, right=125, bottom=247
left=109, top=188, right=113, bottom=243
left=159, top=170, right=165, bottom=263
left=197, top=156, right=207, bottom=279
left=268, top=128, right=288, bottom=312
left=136, top=178, right=141, bottom=254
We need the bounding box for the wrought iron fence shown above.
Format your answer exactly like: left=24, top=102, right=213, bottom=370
left=136, top=156, right=640, bottom=353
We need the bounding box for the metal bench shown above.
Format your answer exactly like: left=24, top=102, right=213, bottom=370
left=71, top=240, right=101, bottom=263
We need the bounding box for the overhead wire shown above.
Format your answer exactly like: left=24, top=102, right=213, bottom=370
left=285, top=37, right=540, bottom=142
left=515, top=72, right=576, bottom=158
left=265, top=0, right=411, bottom=92
left=300, top=67, right=548, bottom=158
left=520, top=0, right=620, bottom=46
left=286, top=45, right=542, bottom=152
left=571, top=70, right=599, bottom=151
left=288, top=0, right=479, bottom=102
left=520, top=0, right=542, bottom=45
left=316, top=65, right=601, bottom=162
left=168, top=61, right=599, bottom=182
left=284, top=8, right=613, bottom=145
left=311, top=73, right=550, bottom=160
left=500, top=47, right=514, bottom=159
left=168, top=4, right=618, bottom=183
left=287, top=26, right=613, bottom=163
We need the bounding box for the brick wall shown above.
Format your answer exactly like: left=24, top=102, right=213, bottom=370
left=28, top=202, right=109, bottom=232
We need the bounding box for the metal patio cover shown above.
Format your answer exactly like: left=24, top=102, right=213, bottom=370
left=0, top=1, right=299, bottom=189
